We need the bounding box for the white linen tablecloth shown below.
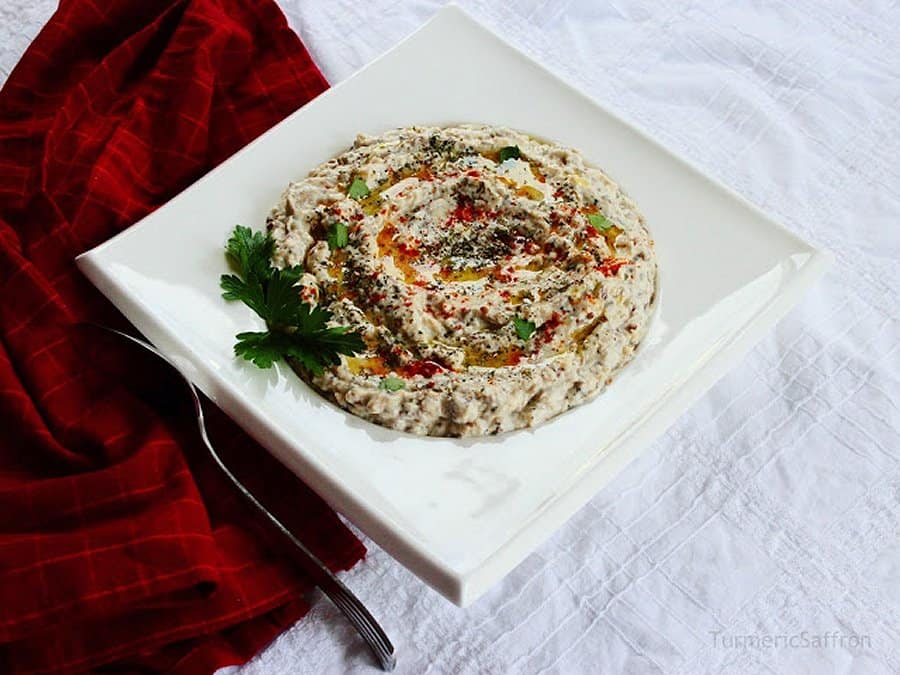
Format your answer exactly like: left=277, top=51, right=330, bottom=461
left=3, top=2, right=898, bottom=673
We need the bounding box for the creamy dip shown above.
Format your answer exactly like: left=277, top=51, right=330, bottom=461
left=268, top=125, right=657, bottom=436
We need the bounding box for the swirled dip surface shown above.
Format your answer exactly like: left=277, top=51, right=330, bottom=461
left=268, top=125, right=657, bottom=436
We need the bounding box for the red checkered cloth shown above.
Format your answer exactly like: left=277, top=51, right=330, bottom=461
left=0, top=0, right=366, bottom=673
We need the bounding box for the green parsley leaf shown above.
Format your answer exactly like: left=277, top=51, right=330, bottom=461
left=379, top=377, right=406, bottom=392
left=261, top=265, right=307, bottom=326
left=221, top=225, right=364, bottom=373
left=499, top=145, right=521, bottom=162
left=225, top=225, right=273, bottom=284
left=348, top=177, right=370, bottom=199
left=283, top=324, right=365, bottom=375
left=220, top=273, right=268, bottom=321
left=327, top=222, right=349, bottom=250
left=233, top=331, right=290, bottom=369
left=282, top=305, right=366, bottom=374
left=587, top=212, right=611, bottom=230
left=513, top=317, right=536, bottom=341
left=293, top=301, right=330, bottom=332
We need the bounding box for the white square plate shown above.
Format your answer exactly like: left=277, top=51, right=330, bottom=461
left=77, top=5, right=831, bottom=606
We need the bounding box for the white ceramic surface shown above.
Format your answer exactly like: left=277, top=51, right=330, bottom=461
left=76, top=5, right=831, bottom=606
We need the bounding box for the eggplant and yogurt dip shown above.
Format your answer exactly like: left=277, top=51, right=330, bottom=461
left=268, top=124, right=657, bottom=437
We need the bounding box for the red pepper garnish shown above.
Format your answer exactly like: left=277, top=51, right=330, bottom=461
left=597, top=258, right=629, bottom=277
left=396, top=241, right=420, bottom=258
left=537, top=312, right=563, bottom=345
left=450, top=202, right=482, bottom=222
left=399, top=360, right=447, bottom=378
left=505, top=349, right=525, bottom=366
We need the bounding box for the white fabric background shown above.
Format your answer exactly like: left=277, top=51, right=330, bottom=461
left=3, top=2, right=898, bottom=673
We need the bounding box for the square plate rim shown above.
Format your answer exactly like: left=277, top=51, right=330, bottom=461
left=75, top=4, right=833, bottom=606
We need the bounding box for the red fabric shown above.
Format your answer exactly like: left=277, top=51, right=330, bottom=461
left=0, top=1, right=365, bottom=673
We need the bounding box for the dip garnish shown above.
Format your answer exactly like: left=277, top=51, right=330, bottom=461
left=513, top=317, right=537, bottom=340
left=327, top=222, right=349, bottom=250
left=499, top=145, right=521, bottom=162
left=220, top=225, right=364, bottom=373
left=379, top=377, right=406, bottom=392
left=348, top=177, right=370, bottom=199
left=587, top=212, right=611, bottom=230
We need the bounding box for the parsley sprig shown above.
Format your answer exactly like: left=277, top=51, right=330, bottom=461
left=327, top=222, right=349, bottom=250
left=220, top=225, right=364, bottom=374
left=587, top=212, right=611, bottom=230
left=513, top=317, right=536, bottom=341
left=347, top=177, right=370, bottom=199
left=499, top=145, right=521, bottom=162
left=379, top=376, right=406, bottom=392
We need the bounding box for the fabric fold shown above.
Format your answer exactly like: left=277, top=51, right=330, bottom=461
left=0, top=0, right=364, bottom=672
